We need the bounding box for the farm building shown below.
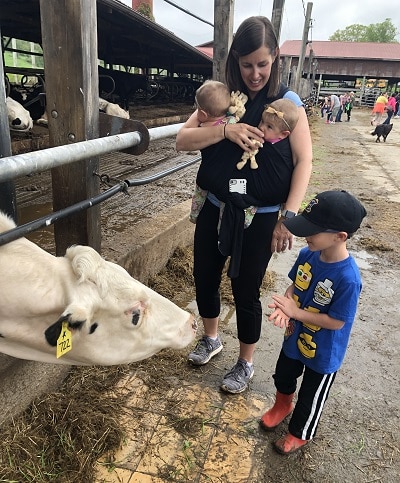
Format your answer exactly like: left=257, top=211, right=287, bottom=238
left=279, top=40, right=400, bottom=86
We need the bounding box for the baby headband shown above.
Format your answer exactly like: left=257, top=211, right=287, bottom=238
left=264, top=106, right=291, bottom=130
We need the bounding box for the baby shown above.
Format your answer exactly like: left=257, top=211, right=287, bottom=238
left=194, top=79, right=246, bottom=127
left=190, top=80, right=248, bottom=223
left=237, top=98, right=299, bottom=170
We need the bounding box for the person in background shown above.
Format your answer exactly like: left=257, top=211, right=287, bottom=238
left=320, top=96, right=329, bottom=119
left=335, top=93, right=346, bottom=122
left=383, top=93, right=396, bottom=125
left=329, top=94, right=340, bottom=124
left=260, top=190, right=367, bottom=455
left=344, top=92, right=355, bottom=122
left=176, top=16, right=312, bottom=394
left=370, top=92, right=388, bottom=125
left=394, top=92, right=400, bottom=119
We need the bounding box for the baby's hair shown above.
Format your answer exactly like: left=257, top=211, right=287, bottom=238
left=195, top=80, right=231, bottom=118
left=262, top=98, right=299, bottom=132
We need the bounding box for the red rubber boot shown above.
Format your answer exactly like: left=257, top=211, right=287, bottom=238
left=260, top=391, right=295, bottom=431
left=274, top=433, right=310, bottom=455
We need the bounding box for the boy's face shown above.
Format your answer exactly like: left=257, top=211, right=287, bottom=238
left=304, top=231, right=345, bottom=251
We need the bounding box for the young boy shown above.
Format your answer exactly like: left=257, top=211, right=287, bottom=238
left=260, top=190, right=367, bottom=455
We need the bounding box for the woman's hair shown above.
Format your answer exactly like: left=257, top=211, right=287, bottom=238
left=225, top=16, right=280, bottom=98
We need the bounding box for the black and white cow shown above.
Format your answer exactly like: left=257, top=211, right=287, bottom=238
left=0, top=212, right=197, bottom=365
left=6, top=96, right=34, bottom=132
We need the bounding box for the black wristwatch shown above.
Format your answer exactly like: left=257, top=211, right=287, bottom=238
left=281, top=209, right=297, bottom=219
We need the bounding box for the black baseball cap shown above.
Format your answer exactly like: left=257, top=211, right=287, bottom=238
left=283, top=190, right=367, bottom=237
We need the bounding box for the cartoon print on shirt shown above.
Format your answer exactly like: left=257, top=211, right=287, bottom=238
left=314, top=278, right=334, bottom=306
left=297, top=332, right=316, bottom=358
left=291, top=262, right=336, bottom=359
left=295, top=262, right=312, bottom=291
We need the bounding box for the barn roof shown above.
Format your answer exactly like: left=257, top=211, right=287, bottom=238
left=0, top=0, right=213, bottom=76
left=280, top=40, right=400, bottom=61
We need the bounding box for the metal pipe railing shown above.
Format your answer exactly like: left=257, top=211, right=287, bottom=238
left=0, top=152, right=200, bottom=247
left=0, top=123, right=185, bottom=183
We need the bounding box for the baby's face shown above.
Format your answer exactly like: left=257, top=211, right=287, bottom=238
left=258, top=117, right=284, bottom=142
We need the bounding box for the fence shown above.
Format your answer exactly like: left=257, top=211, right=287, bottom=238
left=0, top=123, right=201, bottom=245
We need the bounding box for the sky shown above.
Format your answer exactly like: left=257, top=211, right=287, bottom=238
left=119, top=0, right=400, bottom=47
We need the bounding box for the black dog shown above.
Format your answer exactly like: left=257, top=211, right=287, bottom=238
left=370, top=123, right=393, bottom=143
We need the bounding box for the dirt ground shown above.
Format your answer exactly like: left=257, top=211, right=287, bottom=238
left=4, top=106, right=400, bottom=482
left=95, top=107, right=400, bottom=482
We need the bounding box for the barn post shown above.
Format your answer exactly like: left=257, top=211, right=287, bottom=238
left=294, top=2, right=313, bottom=96
left=0, top=27, right=17, bottom=221
left=39, top=0, right=101, bottom=255
left=213, top=0, right=234, bottom=82
left=271, top=0, right=285, bottom=44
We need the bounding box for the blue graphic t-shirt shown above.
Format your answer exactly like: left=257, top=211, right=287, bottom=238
left=282, top=247, right=362, bottom=374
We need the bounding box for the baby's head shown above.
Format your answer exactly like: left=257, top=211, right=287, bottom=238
left=259, top=98, right=299, bottom=142
left=195, top=80, right=231, bottom=123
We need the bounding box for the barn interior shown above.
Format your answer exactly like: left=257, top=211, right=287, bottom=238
left=0, top=0, right=212, bottom=75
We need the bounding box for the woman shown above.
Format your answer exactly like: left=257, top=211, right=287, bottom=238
left=176, top=16, right=312, bottom=394
left=383, top=93, right=396, bottom=125
left=371, top=92, right=388, bottom=125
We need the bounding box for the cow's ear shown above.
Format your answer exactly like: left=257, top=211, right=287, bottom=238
left=45, top=312, right=86, bottom=346
left=66, top=245, right=103, bottom=283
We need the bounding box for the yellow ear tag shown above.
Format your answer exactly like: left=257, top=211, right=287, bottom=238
left=56, top=321, right=72, bottom=358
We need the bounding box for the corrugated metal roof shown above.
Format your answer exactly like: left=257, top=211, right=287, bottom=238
left=0, top=0, right=212, bottom=76
left=280, top=40, right=400, bottom=61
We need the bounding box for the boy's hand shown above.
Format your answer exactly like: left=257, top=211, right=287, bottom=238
left=267, top=305, right=290, bottom=328
left=268, top=293, right=298, bottom=328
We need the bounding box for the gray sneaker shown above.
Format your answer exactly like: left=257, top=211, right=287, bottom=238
left=188, top=335, right=223, bottom=365
left=220, top=358, right=254, bottom=394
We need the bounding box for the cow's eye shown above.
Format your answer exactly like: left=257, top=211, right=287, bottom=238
left=131, top=310, right=140, bottom=326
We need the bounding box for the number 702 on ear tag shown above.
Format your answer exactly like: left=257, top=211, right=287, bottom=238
left=56, top=321, right=72, bottom=358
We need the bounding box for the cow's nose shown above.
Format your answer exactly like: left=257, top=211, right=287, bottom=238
left=191, top=315, right=198, bottom=332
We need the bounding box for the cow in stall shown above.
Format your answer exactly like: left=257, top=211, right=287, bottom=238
left=98, top=65, right=151, bottom=109
left=0, top=212, right=197, bottom=365
left=98, top=97, right=130, bottom=118
left=6, top=96, right=34, bottom=132
left=35, top=98, right=130, bottom=126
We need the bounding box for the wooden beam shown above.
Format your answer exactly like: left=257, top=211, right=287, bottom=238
left=0, top=26, right=17, bottom=221
left=39, top=0, right=101, bottom=255
left=213, top=0, right=234, bottom=82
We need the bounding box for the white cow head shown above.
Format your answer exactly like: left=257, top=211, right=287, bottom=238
left=6, top=96, right=34, bottom=132
left=0, top=213, right=196, bottom=365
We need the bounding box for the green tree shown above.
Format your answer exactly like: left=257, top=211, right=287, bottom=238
left=136, top=2, right=154, bottom=21
left=329, top=18, right=398, bottom=43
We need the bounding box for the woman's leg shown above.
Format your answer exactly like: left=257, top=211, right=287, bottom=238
left=189, top=200, right=227, bottom=365
left=220, top=211, right=277, bottom=393
left=193, top=199, right=226, bottom=321
left=231, top=211, right=278, bottom=348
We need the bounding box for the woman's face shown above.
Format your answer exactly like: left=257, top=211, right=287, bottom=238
left=238, top=46, right=276, bottom=99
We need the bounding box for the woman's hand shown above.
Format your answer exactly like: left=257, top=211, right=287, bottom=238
left=271, top=218, right=294, bottom=253
left=224, top=123, right=264, bottom=152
